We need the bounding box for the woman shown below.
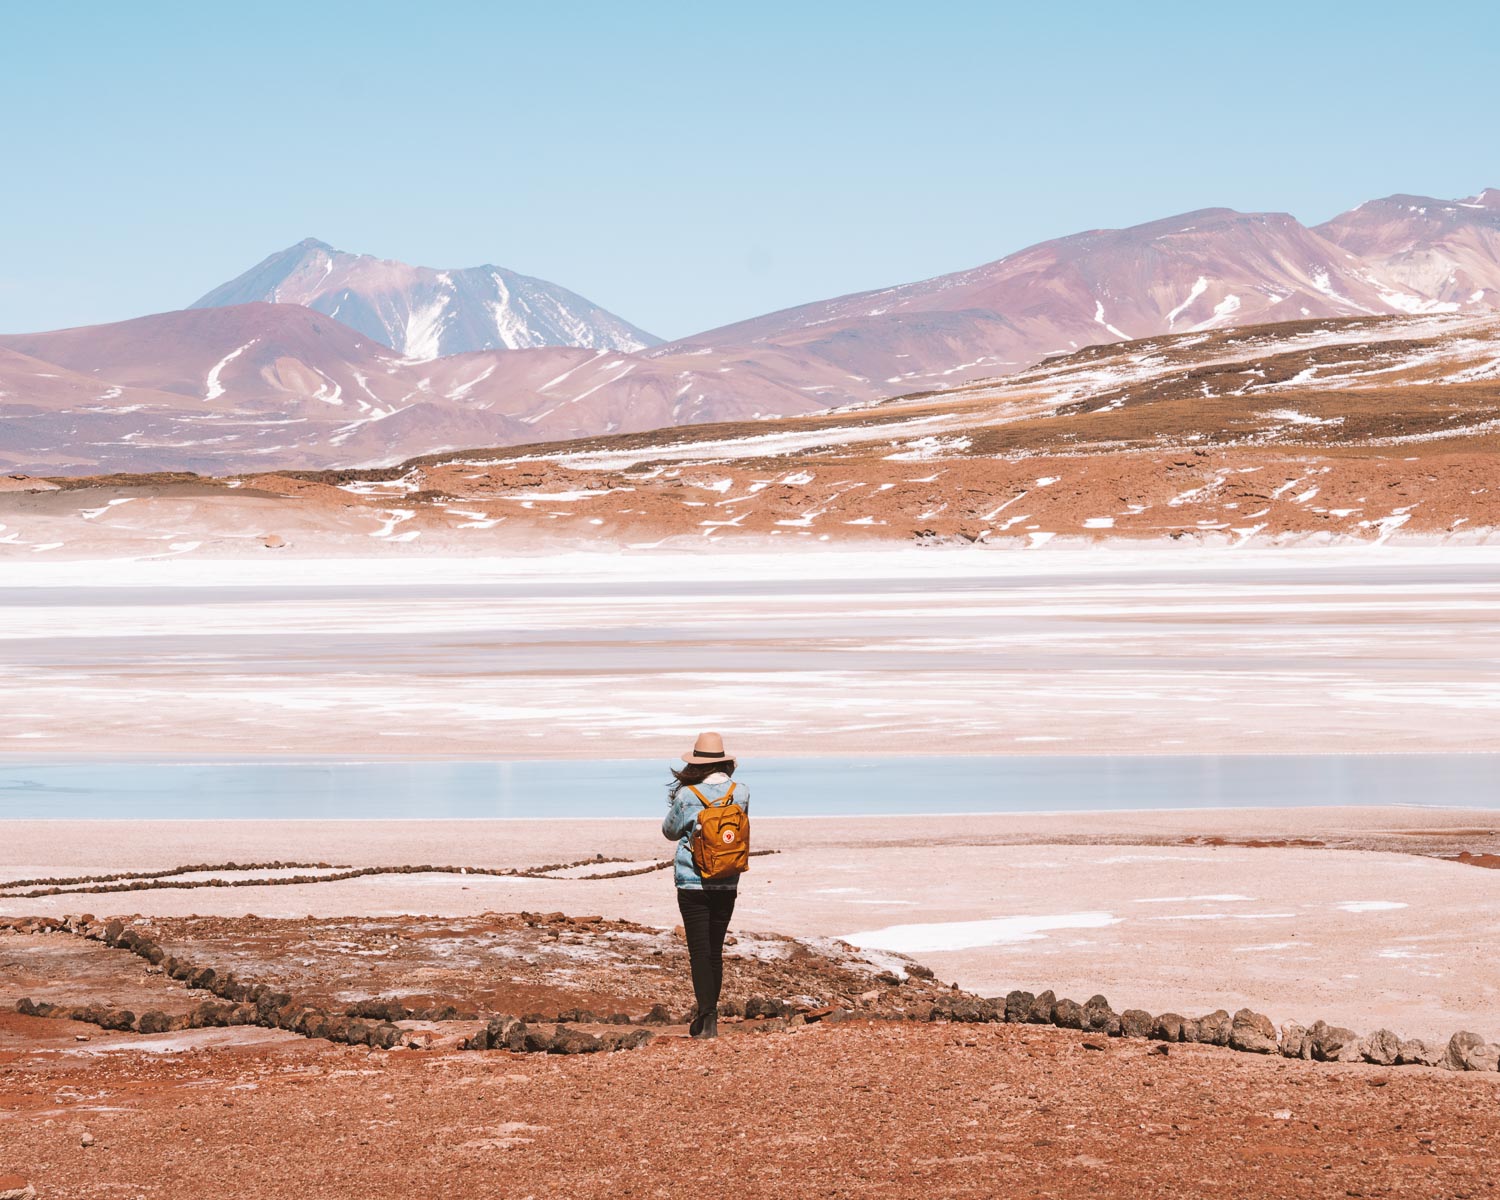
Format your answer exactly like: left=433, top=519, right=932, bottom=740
left=661, top=730, right=749, bottom=1040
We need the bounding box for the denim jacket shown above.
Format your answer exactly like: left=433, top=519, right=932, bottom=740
left=661, top=772, right=749, bottom=891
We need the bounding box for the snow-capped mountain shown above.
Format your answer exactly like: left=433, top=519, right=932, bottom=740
left=661, top=191, right=1500, bottom=389
left=190, top=239, right=661, bottom=359
left=7, top=187, right=1500, bottom=476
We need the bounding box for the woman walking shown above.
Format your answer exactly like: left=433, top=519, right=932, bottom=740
left=662, top=731, right=750, bottom=1040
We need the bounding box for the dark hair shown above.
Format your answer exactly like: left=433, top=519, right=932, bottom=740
left=667, top=759, right=736, bottom=800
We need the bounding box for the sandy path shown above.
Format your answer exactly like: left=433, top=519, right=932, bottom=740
left=4, top=546, right=1500, bottom=758
left=4, top=807, right=1497, bottom=1042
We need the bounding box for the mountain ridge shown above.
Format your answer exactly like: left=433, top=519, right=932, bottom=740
left=190, top=239, right=661, bottom=359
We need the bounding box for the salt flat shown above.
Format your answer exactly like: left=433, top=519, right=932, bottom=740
left=3, top=546, right=1499, bottom=758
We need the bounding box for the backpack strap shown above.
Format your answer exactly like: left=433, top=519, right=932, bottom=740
left=687, top=783, right=736, bottom=808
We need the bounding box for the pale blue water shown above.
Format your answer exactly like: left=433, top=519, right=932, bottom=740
left=0, top=755, right=1496, bottom=819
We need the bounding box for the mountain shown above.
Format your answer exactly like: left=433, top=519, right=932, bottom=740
left=0, top=303, right=839, bottom=475
left=190, top=238, right=661, bottom=359
left=6, top=187, right=1500, bottom=476
left=658, top=191, right=1500, bottom=390
left=1315, top=188, right=1500, bottom=311
left=6, top=311, right=1496, bottom=557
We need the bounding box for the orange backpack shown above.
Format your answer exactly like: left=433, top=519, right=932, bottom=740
left=688, top=783, right=750, bottom=881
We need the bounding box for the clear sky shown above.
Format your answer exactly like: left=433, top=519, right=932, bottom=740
left=3, top=0, right=1497, bottom=339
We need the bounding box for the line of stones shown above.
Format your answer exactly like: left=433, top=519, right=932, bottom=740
left=0, top=851, right=780, bottom=901
left=0, top=855, right=659, bottom=900
left=928, top=989, right=1500, bottom=1073
left=13, top=912, right=1492, bottom=1072
left=4, top=915, right=659, bottom=1056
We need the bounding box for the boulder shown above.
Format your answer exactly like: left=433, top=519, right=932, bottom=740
left=1190, top=1010, right=1232, bottom=1047
left=1153, top=1013, right=1187, bottom=1043
left=1027, top=990, right=1057, bottom=1024
left=1444, top=1031, right=1500, bottom=1072
left=1279, top=1023, right=1312, bottom=1059
left=482, top=1015, right=523, bottom=1050
left=504, top=1021, right=530, bottom=1052
left=1119, top=1009, right=1154, bottom=1039
left=1397, top=1037, right=1444, bottom=1067
left=522, top=1025, right=556, bottom=1053
left=1309, top=1021, right=1363, bottom=1063
left=1228, top=1009, right=1278, bottom=1055
left=550, top=1026, right=604, bottom=1055
left=1360, top=1029, right=1402, bottom=1066
left=1004, top=990, right=1035, bottom=1024
left=186, top=967, right=217, bottom=991
left=931, top=995, right=990, bottom=1023
left=642, top=1003, right=674, bottom=1025
left=613, top=1028, right=656, bottom=1051
left=137, top=1010, right=174, bottom=1035
left=608, top=1011, right=636, bottom=1025
left=368, top=1023, right=402, bottom=1050
left=1050, top=998, right=1085, bottom=1030
left=1081, top=996, right=1118, bottom=1035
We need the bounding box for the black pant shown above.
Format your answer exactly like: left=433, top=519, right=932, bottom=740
left=677, top=888, right=736, bottom=1016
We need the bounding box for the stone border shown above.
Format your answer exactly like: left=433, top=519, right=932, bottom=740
left=927, top=989, right=1500, bottom=1073
left=7, top=914, right=1498, bottom=1072
left=0, top=851, right=778, bottom=899
left=4, top=915, right=661, bottom=1056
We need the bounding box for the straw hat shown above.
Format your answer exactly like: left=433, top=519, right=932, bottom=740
left=682, top=730, right=733, bottom=765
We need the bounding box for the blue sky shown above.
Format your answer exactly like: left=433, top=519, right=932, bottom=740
left=3, top=0, right=1497, bottom=339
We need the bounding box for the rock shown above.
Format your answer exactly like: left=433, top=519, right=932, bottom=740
left=1004, top=990, right=1035, bottom=1024
left=1190, top=1010, right=1232, bottom=1047
left=1309, top=1021, right=1363, bottom=1063
left=1119, top=1009, right=1154, bottom=1039
left=931, top=995, right=990, bottom=1023
left=717, top=1000, right=744, bottom=1019
left=1361, top=1028, right=1402, bottom=1066
left=1397, top=1037, right=1444, bottom=1067
left=137, top=1010, right=173, bottom=1035
left=103, top=919, right=123, bottom=945
left=186, top=966, right=217, bottom=991
left=1228, top=1009, right=1278, bottom=1054
left=906, top=963, right=935, bottom=980
left=874, top=971, right=904, bottom=987
left=1081, top=995, right=1118, bottom=1035
left=0, top=1173, right=37, bottom=1200
left=550, top=1026, right=603, bottom=1055
left=1050, top=998, right=1085, bottom=1030
left=613, top=1028, right=655, bottom=1050
left=1444, top=1031, right=1500, bottom=1072
left=481, top=1015, right=522, bottom=1050
left=1153, top=1013, right=1187, bottom=1043
left=368, top=1023, right=402, bottom=1050
left=642, top=1003, right=674, bottom=1026
left=1027, top=990, right=1057, bottom=1024
left=343, top=1019, right=373, bottom=1046
left=608, top=1011, right=635, bottom=1025
left=503, top=1021, right=529, bottom=1052
left=522, top=1026, right=556, bottom=1053
left=80, top=1130, right=96, bottom=1147
left=1280, top=1023, right=1312, bottom=1059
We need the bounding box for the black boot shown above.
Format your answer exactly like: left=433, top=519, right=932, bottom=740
left=691, top=1008, right=718, bottom=1040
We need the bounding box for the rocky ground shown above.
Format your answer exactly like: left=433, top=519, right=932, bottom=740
left=2, top=909, right=1498, bottom=1199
